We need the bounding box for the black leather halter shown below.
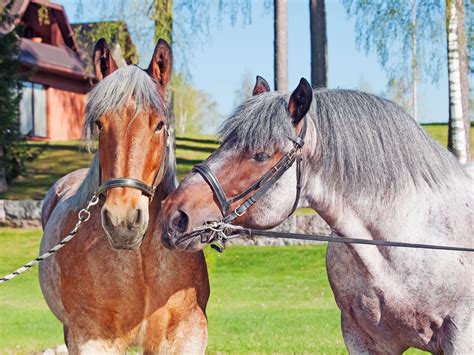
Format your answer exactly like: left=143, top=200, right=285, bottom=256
left=96, top=125, right=169, bottom=201
left=192, top=119, right=307, bottom=223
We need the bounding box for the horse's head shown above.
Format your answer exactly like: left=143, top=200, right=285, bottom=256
left=161, top=76, right=313, bottom=250
left=87, top=38, right=172, bottom=250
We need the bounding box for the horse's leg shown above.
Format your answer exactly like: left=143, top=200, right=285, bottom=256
left=143, top=305, right=208, bottom=354
left=63, top=325, right=69, bottom=348
left=65, top=326, right=128, bottom=355
left=341, top=313, right=404, bottom=355
left=442, top=315, right=473, bottom=354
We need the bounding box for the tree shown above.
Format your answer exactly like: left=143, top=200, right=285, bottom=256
left=342, top=0, right=444, bottom=122
left=173, top=73, right=220, bottom=136
left=233, top=70, right=254, bottom=107
left=446, top=0, right=470, bottom=163
left=274, top=0, right=288, bottom=91
left=0, top=3, right=39, bottom=193
left=384, top=78, right=412, bottom=113
left=309, top=0, right=327, bottom=87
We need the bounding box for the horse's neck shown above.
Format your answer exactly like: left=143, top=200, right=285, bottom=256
left=303, top=168, right=472, bottom=275
left=163, top=142, right=178, bottom=194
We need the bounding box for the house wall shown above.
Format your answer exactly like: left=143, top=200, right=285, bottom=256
left=47, top=87, right=86, bottom=141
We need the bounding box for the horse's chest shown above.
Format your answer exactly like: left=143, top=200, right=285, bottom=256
left=326, top=244, right=445, bottom=347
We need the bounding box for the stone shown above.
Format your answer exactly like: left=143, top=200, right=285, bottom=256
left=0, top=199, right=43, bottom=227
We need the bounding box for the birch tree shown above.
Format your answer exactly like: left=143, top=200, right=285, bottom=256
left=342, top=0, right=444, bottom=122
left=309, top=0, right=327, bottom=88
left=446, top=0, right=470, bottom=162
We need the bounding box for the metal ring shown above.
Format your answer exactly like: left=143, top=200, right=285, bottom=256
left=78, top=209, right=91, bottom=222
left=89, top=195, right=100, bottom=206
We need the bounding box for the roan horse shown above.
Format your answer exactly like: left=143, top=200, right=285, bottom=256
left=161, top=76, right=473, bottom=354
left=40, top=39, right=209, bottom=353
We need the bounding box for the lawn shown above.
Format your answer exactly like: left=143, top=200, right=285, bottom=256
left=1, top=124, right=472, bottom=200
left=0, top=228, right=427, bottom=354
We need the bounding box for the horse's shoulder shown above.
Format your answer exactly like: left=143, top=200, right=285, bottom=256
left=41, top=168, right=90, bottom=228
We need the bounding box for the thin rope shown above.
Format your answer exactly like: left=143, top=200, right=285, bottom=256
left=0, top=194, right=99, bottom=284
left=186, top=222, right=474, bottom=253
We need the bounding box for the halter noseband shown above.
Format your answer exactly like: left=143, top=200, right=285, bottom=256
left=96, top=125, right=169, bottom=201
left=192, top=118, right=307, bottom=224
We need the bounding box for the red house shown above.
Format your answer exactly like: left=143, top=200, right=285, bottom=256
left=2, top=0, right=93, bottom=140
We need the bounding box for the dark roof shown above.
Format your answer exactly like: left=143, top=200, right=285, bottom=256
left=1, top=0, right=80, bottom=53
left=18, top=38, right=89, bottom=80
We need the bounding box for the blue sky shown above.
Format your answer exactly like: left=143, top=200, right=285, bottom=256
left=59, top=0, right=450, bottom=126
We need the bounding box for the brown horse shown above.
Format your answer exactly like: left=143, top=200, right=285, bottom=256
left=39, top=39, right=209, bottom=353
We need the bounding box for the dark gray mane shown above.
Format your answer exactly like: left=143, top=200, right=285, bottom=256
left=220, top=89, right=464, bottom=198
left=84, top=65, right=164, bottom=147
left=220, top=92, right=296, bottom=152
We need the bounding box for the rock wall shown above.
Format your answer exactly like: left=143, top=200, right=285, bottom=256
left=226, top=213, right=331, bottom=246
left=0, top=199, right=43, bottom=227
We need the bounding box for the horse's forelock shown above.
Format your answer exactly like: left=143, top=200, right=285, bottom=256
left=83, top=65, right=165, bottom=151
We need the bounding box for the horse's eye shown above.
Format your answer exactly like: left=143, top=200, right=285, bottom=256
left=95, top=121, right=103, bottom=131
left=155, top=121, right=164, bottom=132
left=254, top=152, right=270, bottom=162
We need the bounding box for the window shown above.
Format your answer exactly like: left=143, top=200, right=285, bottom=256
left=19, top=82, right=47, bottom=137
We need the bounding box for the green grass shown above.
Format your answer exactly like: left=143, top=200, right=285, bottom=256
left=1, top=124, right=472, bottom=201
left=0, top=228, right=63, bottom=353
left=0, top=228, right=427, bottom=354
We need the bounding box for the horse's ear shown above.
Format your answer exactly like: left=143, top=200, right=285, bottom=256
left=288, top=78, right=313, bottom=125
left=93, top=38, right=118, bottom=81
left=252, top=76, right=270, bottom=96
left=147, top=38, right=172, bottom=90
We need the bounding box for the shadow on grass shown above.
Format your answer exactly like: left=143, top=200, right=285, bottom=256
left=177, top=136, right=219, bottom=145
left=176, top=157, right=205, bottom=166
left=176, top=143, right=216, bottom=154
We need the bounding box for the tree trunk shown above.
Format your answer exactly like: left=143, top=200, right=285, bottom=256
left=446, top=0, right=470, bottom=163
left=309, top=0, right=327, bottom=87
left=0, top=146, right=7, bottom=193
left=154, top=0, right=178, bottom=188
left=410, top=0, right=417, bottom=121
left=274, top=0, right=288, bottom=91
left=457, top=0, right=470, bottom=161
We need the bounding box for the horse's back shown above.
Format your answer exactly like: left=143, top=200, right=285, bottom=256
left=41, top=169, right=90, bottom=227
left=464, top=162, right=474, bottom=180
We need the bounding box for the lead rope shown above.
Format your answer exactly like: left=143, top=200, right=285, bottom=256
left=184, top=222, right=474, bottom=253
left=0, top=193, right=100, bottom=284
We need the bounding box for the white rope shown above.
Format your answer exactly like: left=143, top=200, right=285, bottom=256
left=0, top=194, right=99, bottom=284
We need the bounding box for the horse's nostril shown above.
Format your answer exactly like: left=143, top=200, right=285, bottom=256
left=102, top=208, right=117, bottom=228
left=171, top=210, right=189, bottom=234
left=134, top=209, right=142, bottom=225
left=129, top=208, right=143, bottom=228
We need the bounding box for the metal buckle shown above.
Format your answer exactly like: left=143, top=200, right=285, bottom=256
left=233, top=205, right=246, bottom=217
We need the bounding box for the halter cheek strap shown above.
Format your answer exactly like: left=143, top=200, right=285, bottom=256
left=192, top=118, right=307, bottom=224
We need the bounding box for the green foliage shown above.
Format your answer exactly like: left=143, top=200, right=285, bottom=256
left=233, top=70, right=254, bottom=107
left=0, top=6, right=40, bottom=185
left=342, top=0, right=444, bottom=83
left=152, top=0, right=173, bottom=43
left=74, top=21, right=139, bottom=74
left=384, top=78, right=411, bottom=112
left=172, top=73, right=221, bottom=136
